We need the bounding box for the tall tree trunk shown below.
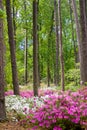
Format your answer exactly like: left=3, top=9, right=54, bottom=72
left=72, top=0, right=83, bottom=83
left=39, top=38, right=43, bottom=82
left=54, top=0, right=59, bottom=86
left=37, top=0, right=40, bottom=87
left=86, top=0, right=87, bottom=21
left=72, top=0, right=81, bottom=58
left=58, top=0, right=65, bottom=91
left=79, top=0, right=87, bottom=83
left=24, top=0, right=28, bottom=85
left=47, top=34, right=51, bottom=87
left=12, top=0, right=16, bottom=46
left=47, top=35, right=51, bottom=87
left=0, top=0, right=6, bottom=121
left=47, top=11, right=54, bottom=87
left=6, top=0, right=19, bottom=95
left=69, top=0, right=78, bottom=63
left=24, top=29, right=28, bottom=84
left=33, top=0, right=38, bottom=96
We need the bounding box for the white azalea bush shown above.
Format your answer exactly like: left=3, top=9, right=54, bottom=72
left=6, top=95, right=29, bottom=114
left=5, top=87, right=57, bottom=116
left=5, top=94, right=50, bottom=119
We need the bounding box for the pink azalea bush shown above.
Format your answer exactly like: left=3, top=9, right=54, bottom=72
left=20, top=90, right=87, bottom=130
left=5, top=90, right=13, bottom=96
left=5, top=87, right=87, bottom=130
left=5, top=90, right=34, bottom=98
left=5, top=89, right=56, bottom=98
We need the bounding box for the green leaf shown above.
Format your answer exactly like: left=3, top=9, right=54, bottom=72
left=0, top=9, right=5, bottom=18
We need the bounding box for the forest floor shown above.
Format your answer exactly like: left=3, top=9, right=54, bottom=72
left=0, top=112, right=32, bottom=130
left=0, top=121, right=26, bottom=130
left=0, top=121, right=41, bottom=130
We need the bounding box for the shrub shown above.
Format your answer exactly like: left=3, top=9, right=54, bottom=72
left=20, top=91, right=87, bottom=130
left=65, top=68, right=80, bottom=86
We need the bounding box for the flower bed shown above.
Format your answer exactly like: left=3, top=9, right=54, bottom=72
left=5, top=87, right=87, bottom=130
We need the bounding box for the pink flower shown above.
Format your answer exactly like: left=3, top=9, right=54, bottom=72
left=53, top=126, right=62, bottom=130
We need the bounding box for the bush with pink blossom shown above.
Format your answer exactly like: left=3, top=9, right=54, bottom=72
left=20, top=91, right=87, bottom=130
left=5, top=88, right=57, bottom=98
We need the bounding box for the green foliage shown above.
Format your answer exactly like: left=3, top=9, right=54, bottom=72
left=17, top=113, right=26, bottom=120
left=65, top=84, right=81, bottom=91
left=0, top=9, right=5, bottom=18
left=4, top=62, right=12, bottom=85
left=65, top=68, right=80, bottom=86
left=18, top=65, right=25, bottom=85
left=4, top=84, right=13, bottom=92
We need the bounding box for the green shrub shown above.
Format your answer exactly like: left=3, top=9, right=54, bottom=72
left=65, top=68, right=80, bottom=86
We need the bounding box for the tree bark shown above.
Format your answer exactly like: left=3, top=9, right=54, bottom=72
left=37, top=0, right=40, bottom=87
left=0, top=0, right=6, bottom=121
left=69, top=0, right=79, bottom=63
left=72, top=0, right=81, bottom=62
left=6, top=0, right=19, bottom=95
left=54, top=0, right=59, bottom=86
left=72, top=0, right=87, bottom=84
left=24, top=29, right=28, bottom=84
left=33, top=0, right=38, bottom=96
left=58, top=0, right=65, bottom=91
left=12, top=0, right=16, bottom=46
left=24, top=0, right=28, bottom=85
left=79, top=0, right=87, bottom=83
left=47, top=11, right=54, bottom=87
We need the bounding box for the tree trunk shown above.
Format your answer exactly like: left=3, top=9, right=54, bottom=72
left=24, top=0, right=28, bottom=85
left=54, top=0, right=59, bottom=86
left=0, top=0, right=6, bottom=121
left=72, top=0, right=81, bottom=60
left=6, top=0, right=19, bottom=95
left=12, top=0, right=16, bottom=46
left=47, top=35, right=51, bottom=87
left=58, top=0, right=65, bottom=91
left=47, top=34, right=51, bottom=87
left=86, top=0, right=87, bottom=21
left=72, top=0, right=87, bottom=83
left=37, top=0, right=40, bottom=87
left=69, top=0, right=79, bottom=63
left=47, top=11, right=54, bottom=87
left=24, top=29, right=28, bottom=84
left=33, top=0, right=38, bottom=96
left=79, top=0, right=87, bottom=83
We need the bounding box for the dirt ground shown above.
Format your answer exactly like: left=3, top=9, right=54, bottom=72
left=0, top=121, right=27, bottom=130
